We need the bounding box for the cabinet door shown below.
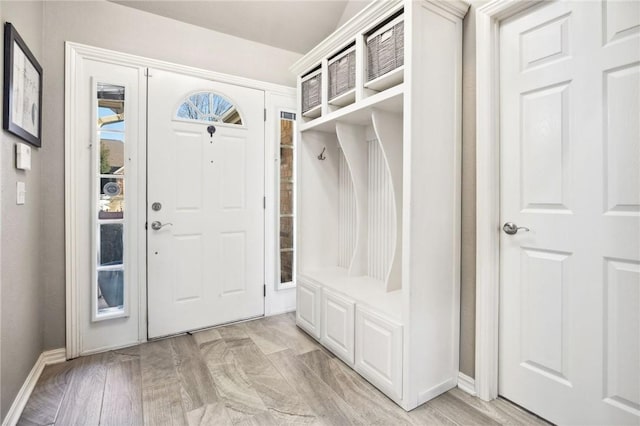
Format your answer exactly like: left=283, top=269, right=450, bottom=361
left=355, top=306, right=403, bottom=401
left=321, top=290, right=355, bottom=365
left=296, top=279, right=321, bottom=339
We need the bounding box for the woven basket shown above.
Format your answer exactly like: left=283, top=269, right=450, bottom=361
left=328, top=46, right=356, bottom=100
left=301, top=69, right=322, bottom=113
left=366, top=16, right=404, bottom=82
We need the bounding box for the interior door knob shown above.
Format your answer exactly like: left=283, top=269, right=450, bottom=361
left=503, top=222, right=530, bottom=235
left=151, top=221, right=173, bottom=231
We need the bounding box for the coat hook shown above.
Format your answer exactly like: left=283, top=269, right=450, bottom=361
left=317, top=147, right=326, bottom=160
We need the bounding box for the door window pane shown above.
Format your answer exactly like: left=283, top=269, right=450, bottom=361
left=280, top=251, right=293, bottom=284
left=281, top=146, right=294, bottom=180
left=176, top=91, right=243, bottom=125
left=100, top=133, right=125, bottom=175
left=98, top=269, right=124, bottom=313
left=280, top=181, right=294, bottom=215
left=100, top=223, right=123, bottom=266
left=280, top=217, right=294, bottom=249
left=99, top=177, right=124, bottom=220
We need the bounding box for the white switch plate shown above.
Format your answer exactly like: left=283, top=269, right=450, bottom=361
left=16, top=143, right=31, bottom=170
left=17, top=182, right=26, bottom=205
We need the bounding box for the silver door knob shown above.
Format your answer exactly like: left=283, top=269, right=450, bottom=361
left=503, top=222, right=529, bottom=235
left=151, top=221, right=173, bottom=231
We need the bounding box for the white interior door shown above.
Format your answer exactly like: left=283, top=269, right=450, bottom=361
left=499, top=1, right=639, bottom=424
left=147, top=69, right=265, bottom=338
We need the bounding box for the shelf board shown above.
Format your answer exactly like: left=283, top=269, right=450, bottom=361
left=302, top=104, right=322, bottom=119
left=328, top=88, right=356, bottom=107
left=364, top=66, right=404, bottom=92
left=299, top=267, right=403, bottom=321
left=300, top=83, right=404, bottom=133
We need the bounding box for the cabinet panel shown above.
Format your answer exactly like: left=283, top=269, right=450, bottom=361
left=321, top=290, right=355, bottom=364
left=355, top=306, right=402, bottom=401
left=296, top=279, right=321, bottom=339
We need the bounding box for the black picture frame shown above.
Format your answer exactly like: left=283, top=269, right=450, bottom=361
left=3, top=22, right=43, bottom=147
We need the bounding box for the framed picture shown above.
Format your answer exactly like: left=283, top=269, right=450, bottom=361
left=3, top=22, right=42, bottom=147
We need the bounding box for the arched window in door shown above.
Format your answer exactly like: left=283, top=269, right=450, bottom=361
left=176, top=91, right=243, bottom=125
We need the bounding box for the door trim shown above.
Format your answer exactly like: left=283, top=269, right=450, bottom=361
left=474, top=0, right=544, bottom=401
left=65, top=42, right=295, bottom=358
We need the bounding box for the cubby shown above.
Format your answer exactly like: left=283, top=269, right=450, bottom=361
left=292, top=0, right=468, bottom=411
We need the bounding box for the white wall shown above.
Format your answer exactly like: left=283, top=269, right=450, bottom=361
left=0, top=1, right=45, bottom=420
left=39, top=0, right=302, bottom=351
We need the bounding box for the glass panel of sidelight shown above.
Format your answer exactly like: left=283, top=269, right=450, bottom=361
left=280, top=146, right=294, bottom=181
left=99, top=132, right=125, bottom=175
left=97, top=269, right=124, bottom=313
left=99, top=177, right=124, bottom=220
left=97, top=83, right=125, bottom=131
left=280, top=251, right=293, bottom=284
left=280, top=181, right=294, bottom=215
left=280, top=217, right=294, bottom=249
left=99, top=223, right=124, bottom=266
left=95, top=82, right=126, bottom=320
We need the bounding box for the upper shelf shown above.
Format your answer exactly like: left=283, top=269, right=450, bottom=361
left=300, top=83, right=404, bottom=133
left=289, top=0, right=469, bottom=77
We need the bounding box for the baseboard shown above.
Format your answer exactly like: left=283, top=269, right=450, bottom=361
left=457, top=371, right=477, bottom=396
left=417, top=377, right=457, bottom=407
left=2, top=348, right=66, bottom=426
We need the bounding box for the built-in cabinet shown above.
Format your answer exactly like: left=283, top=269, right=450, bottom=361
left=292, top=0, right=468, bottom=411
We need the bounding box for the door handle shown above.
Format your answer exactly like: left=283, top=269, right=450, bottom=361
left=503, top=222, right=530, bottom=235
left=151, top=221, right=173, bottom=231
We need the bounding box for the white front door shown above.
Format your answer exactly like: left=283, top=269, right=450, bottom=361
left=499, top=1, right=639, bottom=424
left=147, top=69, right=265, bottom=338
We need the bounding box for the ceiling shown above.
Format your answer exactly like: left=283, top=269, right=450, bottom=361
left=112, top=0, right=359, bottom=53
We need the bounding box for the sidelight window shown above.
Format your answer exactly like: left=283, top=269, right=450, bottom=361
left=94, top=82, right=127, bottom=320
left=278, top=111, right=296, bottom=287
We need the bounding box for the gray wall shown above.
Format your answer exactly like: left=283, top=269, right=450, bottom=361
left=0, top=1, right=45, bottom=419
left=459, top=0, right=485, bottom=378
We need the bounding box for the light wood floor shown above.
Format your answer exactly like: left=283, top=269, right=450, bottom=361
left=19, top=313, right=547, bottom=425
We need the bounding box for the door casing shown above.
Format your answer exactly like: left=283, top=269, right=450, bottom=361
left=65, top=42, right=295, bottom=359
left=474, top=0, right=545, bottom=401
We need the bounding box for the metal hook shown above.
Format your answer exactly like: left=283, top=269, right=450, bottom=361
left=317, top=147, right=326, bottom=161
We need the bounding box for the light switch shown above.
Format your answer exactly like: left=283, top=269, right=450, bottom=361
left=16, top=143, right=31, bottom=170
left=17, top=182, right=26, bottom=205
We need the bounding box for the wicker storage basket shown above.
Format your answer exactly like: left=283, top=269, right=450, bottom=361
left=366, top=15, right=404, bottom=82
left=328, top=46, right=356, bottom=100
left=301, top=69, right=322, bottom=114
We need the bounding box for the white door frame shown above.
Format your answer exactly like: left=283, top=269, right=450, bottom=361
left=65, top=42, right=295, bottom=359
left=474, top=0, right=545, bottom=401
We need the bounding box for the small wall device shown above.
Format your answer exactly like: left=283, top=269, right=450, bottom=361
left=16, top=143, right=31, bottom=170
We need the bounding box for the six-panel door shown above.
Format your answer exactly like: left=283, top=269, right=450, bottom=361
left=499, top=1, right=639, bottom=424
